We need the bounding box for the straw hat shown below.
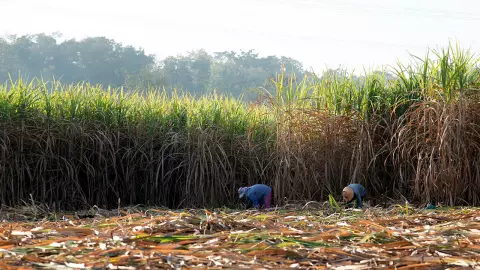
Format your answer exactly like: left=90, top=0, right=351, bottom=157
left=342, top=186, right=354, bottom=202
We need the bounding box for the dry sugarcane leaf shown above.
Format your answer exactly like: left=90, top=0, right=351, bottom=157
left=54, top=227, right=95, bottom=237
left=247, top=248, right=303, bottom=259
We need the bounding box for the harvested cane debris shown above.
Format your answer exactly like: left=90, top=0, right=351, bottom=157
left=0, top=206, right=479, bottom=269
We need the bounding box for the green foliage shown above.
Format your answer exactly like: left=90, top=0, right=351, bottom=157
left=328, top=194, right=340, bottom=211
left=267, top=42, right=479, bottom=120
left=0, top=33, right=155, bottom=87
left=0, top=78, right=278, bottom=209
left=392, top=42, right=479, bottom=104
left=0, top=33, right=305, bottom=100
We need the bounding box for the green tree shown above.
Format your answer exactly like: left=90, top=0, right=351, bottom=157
left=0, top=33, right=155, bottom=87
left=0, top=33, right=307, bottom=99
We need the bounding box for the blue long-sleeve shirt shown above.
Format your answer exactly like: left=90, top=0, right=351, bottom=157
left=347, top=183, right=366, bottom=208
left=244, top=184, right=272, bottom=208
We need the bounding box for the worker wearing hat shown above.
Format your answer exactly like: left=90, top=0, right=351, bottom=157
left=238, top=184, right=272, bottom=209
left=342, top=183, right=366, bottom=208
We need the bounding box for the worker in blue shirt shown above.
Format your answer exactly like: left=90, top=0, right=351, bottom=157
left=238, top=184, right=272, bottom=209
left=342, top=183, right=366, bottom=208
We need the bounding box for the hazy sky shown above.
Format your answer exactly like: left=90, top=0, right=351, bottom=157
left=1, top=0, right=479, bottom=74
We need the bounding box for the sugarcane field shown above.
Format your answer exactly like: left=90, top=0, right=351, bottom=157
left=2, top=1, right=480, bottom=268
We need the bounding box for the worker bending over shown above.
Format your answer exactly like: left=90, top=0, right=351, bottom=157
left=342, top=183, right=366, bottom=208
left=238, top=184, right=272, bottom=209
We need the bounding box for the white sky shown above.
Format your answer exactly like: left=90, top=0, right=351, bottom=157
left=1, top=0, right=479, bottom=74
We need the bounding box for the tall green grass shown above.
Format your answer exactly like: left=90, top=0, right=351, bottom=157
left=1, top=42, right=480, bottom=210
left=268, top=42, right=480, bottom=206
left=0, top=78, right=278, bottom=209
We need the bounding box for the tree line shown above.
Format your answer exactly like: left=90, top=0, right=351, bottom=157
left=0, top=33, right=308, bottom=99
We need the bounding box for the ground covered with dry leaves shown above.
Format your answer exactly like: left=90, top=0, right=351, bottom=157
left=0, top=205, right=479, bottom=269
